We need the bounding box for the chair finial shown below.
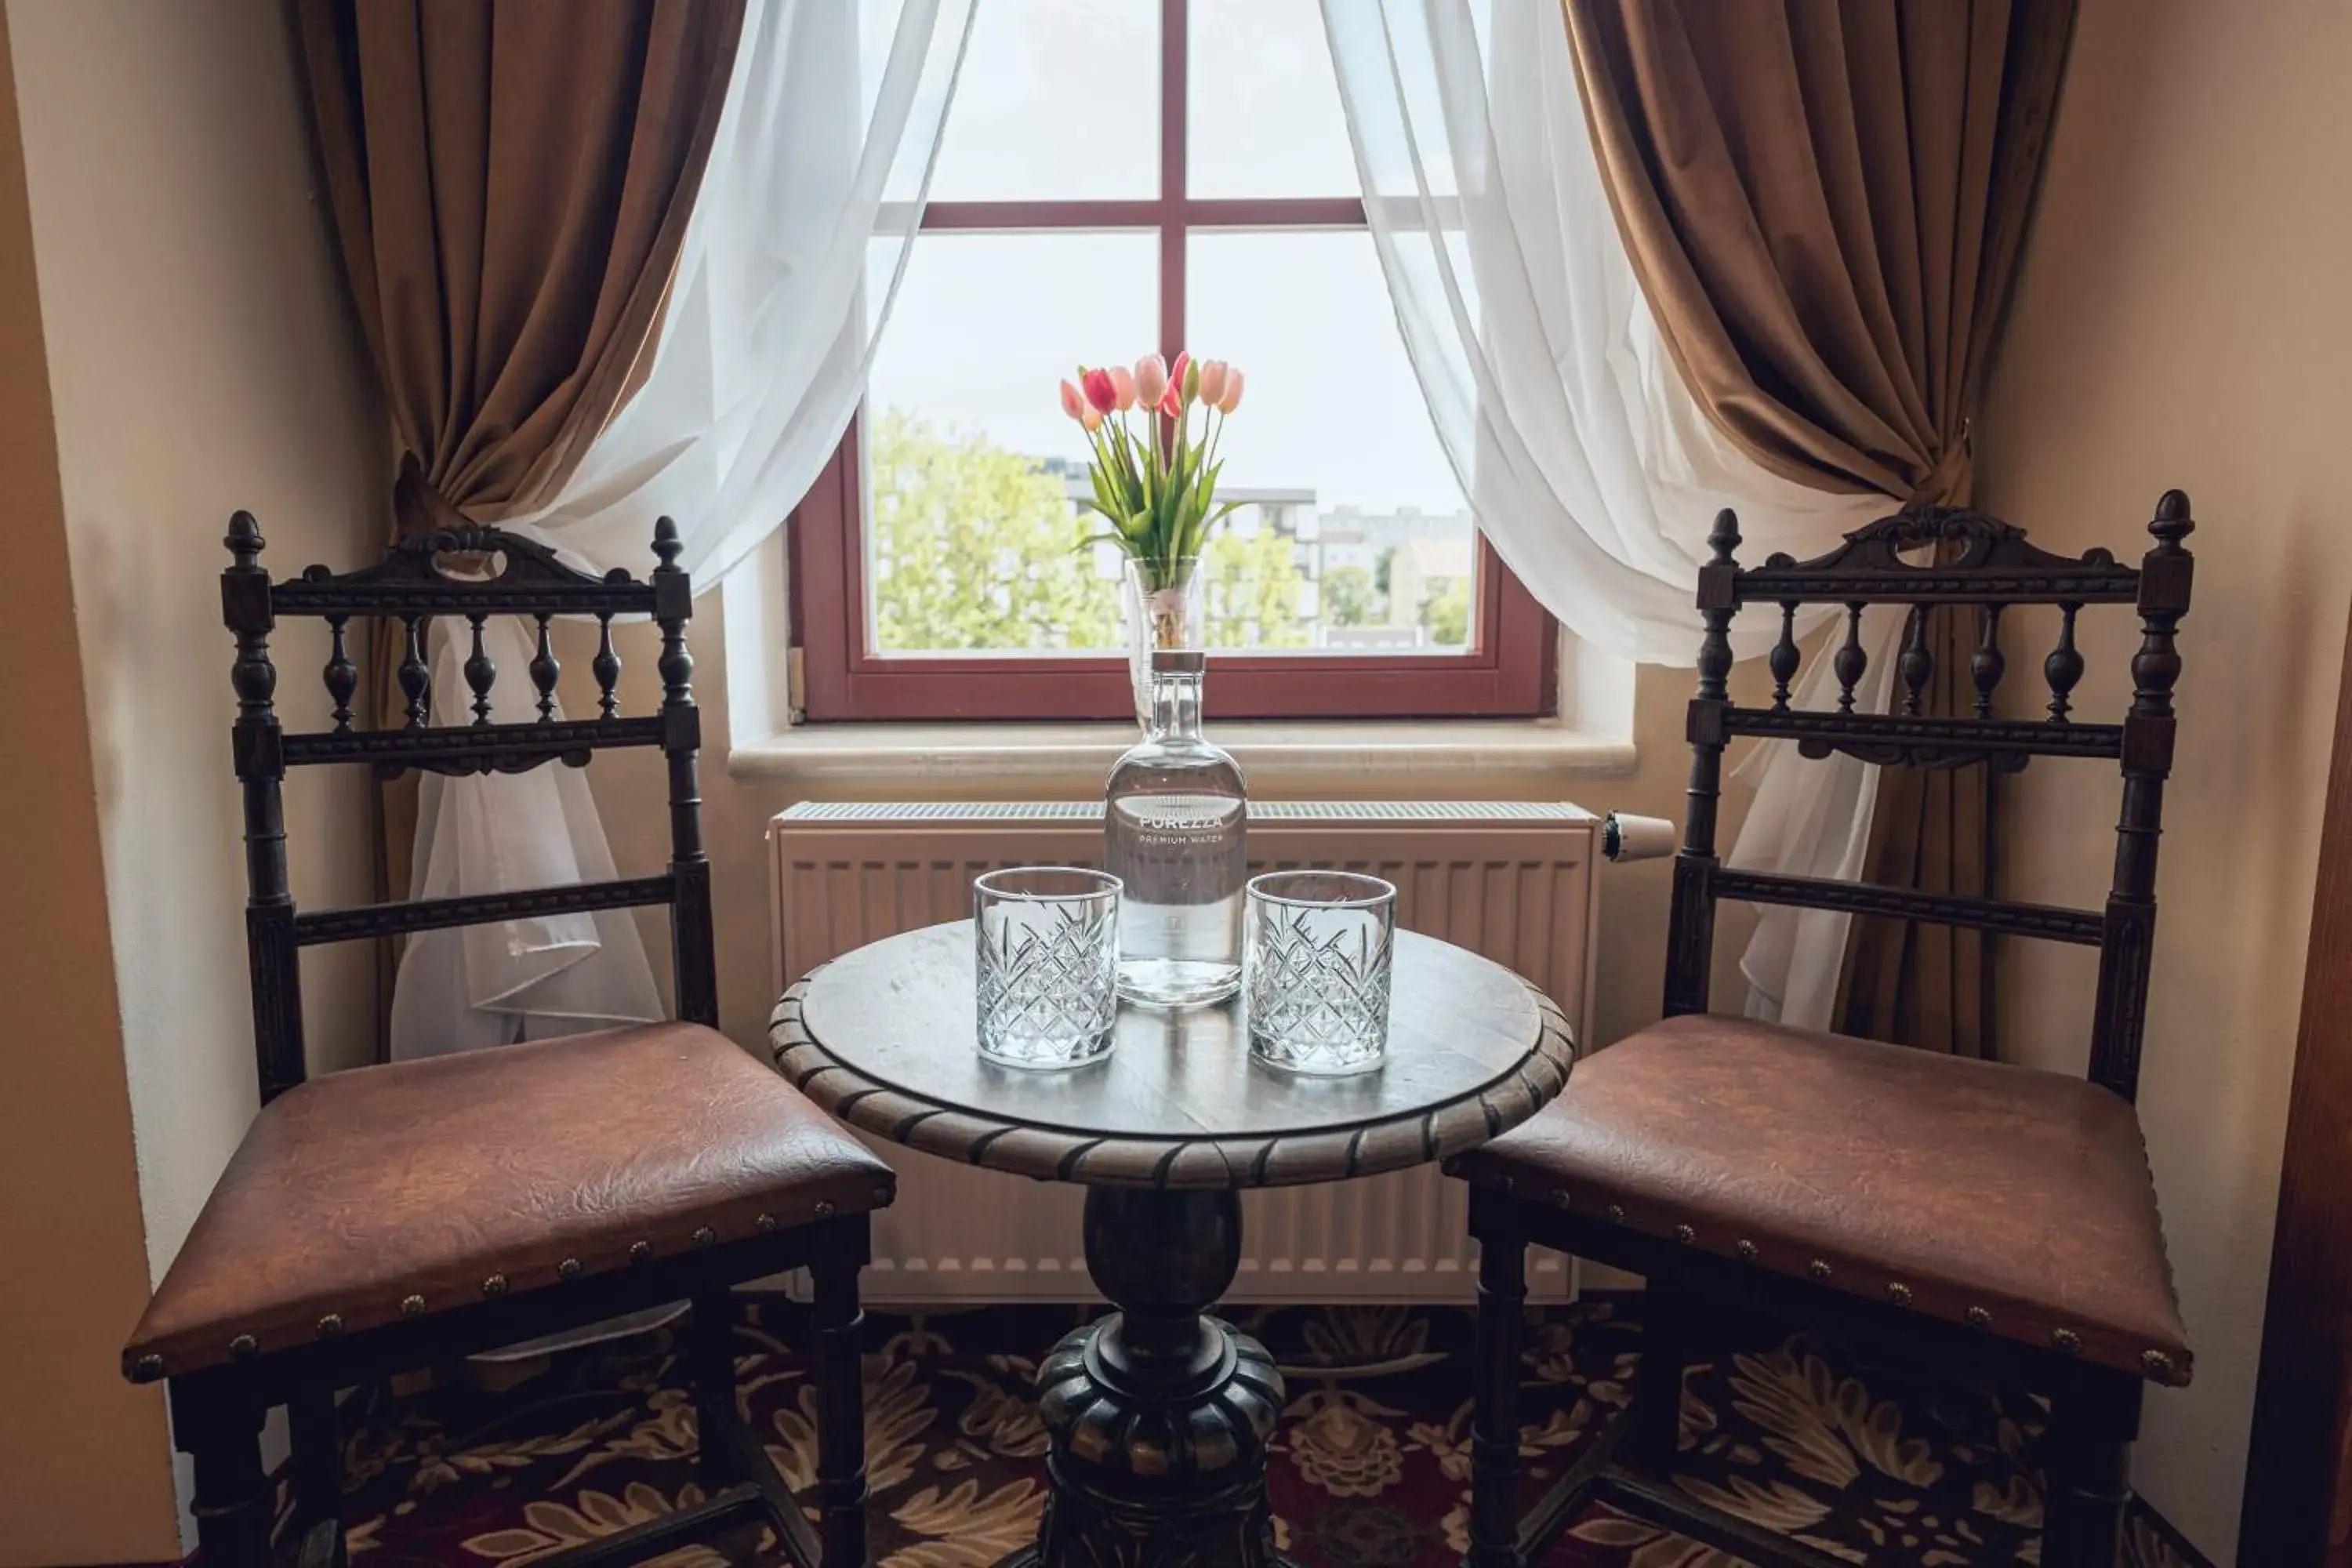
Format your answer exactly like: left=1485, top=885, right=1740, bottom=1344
left=1708, top=508, right=1741, bottom=566
left=652, top=515, right=683, bottom=570
left=2151, top=489, right=2194, bottom=550
left=227, top=510, right=264, bottom=565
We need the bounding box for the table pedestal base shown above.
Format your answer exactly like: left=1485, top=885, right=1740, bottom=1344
left=1007, top=1188, right=1289, bottom=1568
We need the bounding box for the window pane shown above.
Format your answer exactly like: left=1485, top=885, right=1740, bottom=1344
left=1188, top=0, right=1359, bottom=198
left=1188, top=230, right=1475, bottom=652
left=863, top=232, right=1156, bottom=655
left=927, top=0, right=1159, bottom=201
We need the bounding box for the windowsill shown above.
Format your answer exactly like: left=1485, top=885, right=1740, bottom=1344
left=727, top=717, right=1637, bottom=794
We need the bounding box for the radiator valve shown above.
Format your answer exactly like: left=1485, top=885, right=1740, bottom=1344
left=1602, top=812, right=1677, bottom=862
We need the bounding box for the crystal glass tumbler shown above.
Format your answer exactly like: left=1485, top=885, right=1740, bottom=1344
left=1243, top=870, right=1397, bottom=1075
left=975, top=866, right=1123, bottom=1069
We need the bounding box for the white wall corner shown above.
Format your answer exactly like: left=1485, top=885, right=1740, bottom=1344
left=1555, top=625, right=1637, bottom=742
left=722, top=526, right=795, bottom=753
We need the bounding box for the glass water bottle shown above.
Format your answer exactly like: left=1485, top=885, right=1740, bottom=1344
left=1104, top=649, right=1247, bottom=1006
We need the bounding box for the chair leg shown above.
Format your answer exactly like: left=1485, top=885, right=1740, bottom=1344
left=289, top=1384, right=340, bottom=1511
left=1468, top=1196, right=1527, bottom=1568
left=172, top=1380, right=271, bottom=1568
left=812, top=1237, right=869, bottom=1568
left=2042, top=1369, right=2141, bottom=1568
left=691, top=1289, right=740, bottom=1491
left=289, top=1384, right=347, bottom=1568
left=1624, top=1275, right=1689, bottom=1473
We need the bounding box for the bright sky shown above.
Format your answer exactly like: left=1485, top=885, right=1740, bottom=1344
left=863, top=0, right=1470, bottom=519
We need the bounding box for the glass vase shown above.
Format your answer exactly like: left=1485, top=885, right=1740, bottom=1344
left=1121, top=555, right=1202, bottom=730
left=1103, top=648, right=1247, bottom=1007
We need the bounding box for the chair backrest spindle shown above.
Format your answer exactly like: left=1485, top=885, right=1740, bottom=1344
left=2046, top=604, right=2084, bottom=723
left=322, top=614, right=356, bottom=731
left=531, top=614, right=559, bottom=721
left=1833, top=604, right=1867, bottom=713
left=397, top=615, right=429, bottom=727
left=464, top=612, right=495, bottom=724
left=593, top=614, right=621, bottom=720
left=1971, top=605, right=2005, bottom=719
left=1898, top=608, right=1933, bottom=717
left=1767, top=602, right=1798, bottom=711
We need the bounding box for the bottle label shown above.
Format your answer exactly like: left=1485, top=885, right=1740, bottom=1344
left=1114, top=793, right=1241, bottom=848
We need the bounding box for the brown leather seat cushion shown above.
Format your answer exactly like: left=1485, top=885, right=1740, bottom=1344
left=1450, top=1014, right=2190, bottom=1385
left=125, top=1022, right=893, bottom=1380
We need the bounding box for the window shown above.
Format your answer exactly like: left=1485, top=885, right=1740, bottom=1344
left=790, top=0, right=1554, bottom=722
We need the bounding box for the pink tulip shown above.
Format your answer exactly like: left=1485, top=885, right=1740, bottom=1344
left=1080, top=403, right=1104, bottom=432
left=1160, top=382, right=1181, bottom=419
left=1109, top=365, right=1136, bottom=412
left=1082, top=367, right=1119, bottom=415
left=1133, top=354, right=1168, bottom=410
left=1170, top=351, right=1192, bottom=403
left=1216, top=367, right=1244, bottom=415
left=1196, top=360, right=1229, bottom=408
left=1059, top=379, right=1086, bottom=421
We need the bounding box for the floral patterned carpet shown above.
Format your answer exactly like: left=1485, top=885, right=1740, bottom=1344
left=321, top=1294, right=2197, bottom=1568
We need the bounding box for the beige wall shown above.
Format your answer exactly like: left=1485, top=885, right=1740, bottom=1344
left=1970, top=0, right=2352, bottom=1555
left=3, top=0, right=390, bottom=1551
left=0, top=8, right=180, bottom=1559
left=9, top=0, right=388, bottom=1274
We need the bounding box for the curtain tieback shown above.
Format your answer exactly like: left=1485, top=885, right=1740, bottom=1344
left=391, top=452, right=476, bottom=541
left=1903, top=423, right=1976, bottom=511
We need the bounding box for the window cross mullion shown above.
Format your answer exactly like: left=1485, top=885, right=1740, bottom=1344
left=915, top=198, right=1370, bottom=234
left=1160, top=0, right=1188, bottom=364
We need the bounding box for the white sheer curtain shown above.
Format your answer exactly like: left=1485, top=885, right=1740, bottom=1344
left=390, top=0, right=975, bottom=1058
left=1321, top=0, right=1900, bottom=1027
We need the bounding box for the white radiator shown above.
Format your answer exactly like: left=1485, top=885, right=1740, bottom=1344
left=768, top=800, right=1602, bottom=1305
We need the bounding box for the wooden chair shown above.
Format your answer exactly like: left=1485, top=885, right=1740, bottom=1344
left=121, top=516, right=893, bottom=1568
left=1449, top=495, right=2197, bottom=1568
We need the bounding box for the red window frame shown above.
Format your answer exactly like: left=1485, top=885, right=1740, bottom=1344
left=789, top=0, right=1555, bottom=724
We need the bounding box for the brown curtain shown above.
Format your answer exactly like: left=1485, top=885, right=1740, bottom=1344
left=300, top=0, right=746, bottom=529
left=1563, top=0, right=2074, bottom=1054
left=296, top=0, right=746, bottom=1047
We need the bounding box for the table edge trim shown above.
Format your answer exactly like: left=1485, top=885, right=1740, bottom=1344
left=767, top=972, right=1575, bottom=1190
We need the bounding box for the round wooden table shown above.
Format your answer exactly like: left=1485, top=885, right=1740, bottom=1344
left=771, top=920, right=1574, bottom=1568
